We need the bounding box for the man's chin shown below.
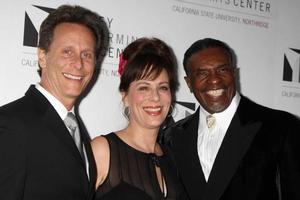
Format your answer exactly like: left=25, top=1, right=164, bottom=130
left=205, top=103, right=228, bottom=113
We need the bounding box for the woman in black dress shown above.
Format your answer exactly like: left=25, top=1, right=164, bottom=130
left=91, top=37, right=188, bottom=200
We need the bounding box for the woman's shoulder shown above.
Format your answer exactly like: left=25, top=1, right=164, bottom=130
left=91, top=134, right=111, bottom=187
left=92, top=132, right=116, bottom=146
left=92, top=134, right=109, bottom=147
left=91, top=135, right=110, bottom=161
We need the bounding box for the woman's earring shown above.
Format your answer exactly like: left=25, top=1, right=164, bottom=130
left=124, top=106, right=130, bottom=120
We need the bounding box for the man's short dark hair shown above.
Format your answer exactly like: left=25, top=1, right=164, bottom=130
left=183, top=38, right=237, bottom=75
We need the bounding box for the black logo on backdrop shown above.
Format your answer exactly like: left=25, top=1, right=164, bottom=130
left=176, top=101, right=196, bottom=117
left=283, top=48, right=300, bottom=83
left=176, top=101, right=195, bottom=110
left=23, top=5, right=55, bottom=47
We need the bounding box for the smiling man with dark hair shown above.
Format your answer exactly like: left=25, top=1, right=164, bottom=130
left=0, top=4, right=108, bottom=200
left=163, top=38, right=300, bottom=200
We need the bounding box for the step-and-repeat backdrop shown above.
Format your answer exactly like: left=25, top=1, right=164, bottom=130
left=0, top=0, right=299, bottom=138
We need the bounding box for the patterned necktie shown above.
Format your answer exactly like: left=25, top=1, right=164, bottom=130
left=206, top=115, right=216, bottom=132
left=64, top=112, right=84, bottom=159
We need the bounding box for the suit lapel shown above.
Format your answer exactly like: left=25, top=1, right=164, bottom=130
left=173, top=109, right=207, bottom=200
left=44, top=104, right=86, bottom=168
left=76, top=114, right=97, bottom=198
left=204, top=97, right=262, bottom=200
left=26, top=86, right=86, bottom=168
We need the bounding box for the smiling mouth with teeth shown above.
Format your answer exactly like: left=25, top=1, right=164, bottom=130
left=143, top=107, right=162, bottom=112
left=143, top=106, right=164, bottom=116
left=63, top=73, right=82, bottom=80
left=206, top=89, right=224, bottom=97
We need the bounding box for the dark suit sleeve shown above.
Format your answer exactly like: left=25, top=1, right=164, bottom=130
left=0, top=112, right=26, bottom=199
left=278, top=114, right=300, bottom=200
left=158, top=115, right=175, bottom=145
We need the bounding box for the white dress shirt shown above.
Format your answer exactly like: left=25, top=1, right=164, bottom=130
left=35, top=83, right=70, bottom=120
left=197, top=93, right=241, bottom=181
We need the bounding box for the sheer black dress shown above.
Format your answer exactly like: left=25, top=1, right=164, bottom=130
left=95, top=132, right=188, bottom=200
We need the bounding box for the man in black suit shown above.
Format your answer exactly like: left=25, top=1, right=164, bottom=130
left=163, top=38, right=300, bottom=200
left=0, top=5, right=108, bottom=200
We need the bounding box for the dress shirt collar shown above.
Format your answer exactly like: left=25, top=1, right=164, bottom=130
left=199, top=92, right=241, bottom=131
left=35, top=83, right=74, bottom=120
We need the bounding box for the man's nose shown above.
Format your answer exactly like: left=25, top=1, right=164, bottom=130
left=208, top=71, right=221, bottom=84
left=72, top=54, right=83, bottom=69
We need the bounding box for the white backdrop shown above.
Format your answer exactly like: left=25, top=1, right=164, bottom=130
left=0, top=0, right=299, bottom=138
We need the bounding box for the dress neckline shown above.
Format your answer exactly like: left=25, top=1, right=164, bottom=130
left=111, top=132, right=164, bottom=158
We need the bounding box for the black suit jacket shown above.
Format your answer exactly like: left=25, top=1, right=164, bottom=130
left=0, top=85, right=96, bottom=200
left=163, top=96, right=300, bottom=200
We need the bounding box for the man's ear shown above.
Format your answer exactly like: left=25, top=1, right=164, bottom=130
left=233, top=67, right=239, bottom=77
left=37, top=48, right=47, bottom=69
left=184, top=76, right=193, bottom=93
